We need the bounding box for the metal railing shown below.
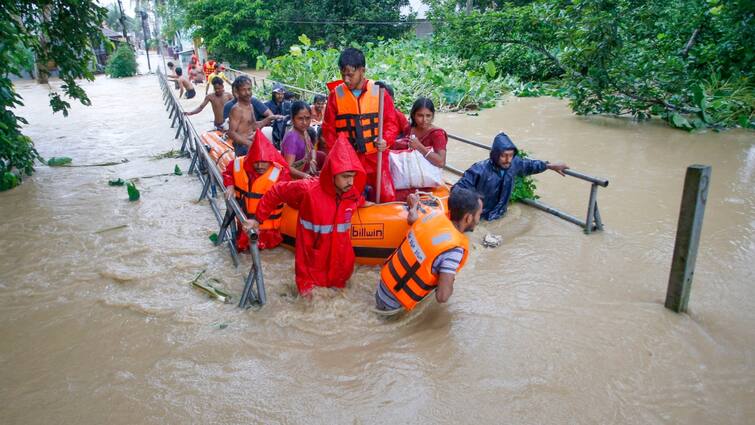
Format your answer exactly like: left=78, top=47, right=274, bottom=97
left=158, top=69, right=266, bottom=308
left=209, top=68, right=609, bottom=233
left=444, top=133, right=608, bottom=234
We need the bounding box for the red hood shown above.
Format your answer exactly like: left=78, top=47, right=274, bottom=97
left=319, top=134, right=366, bottom=197
left=245, top=130, right=288, bottom=178
left=326, top=79, right=343, bottom=92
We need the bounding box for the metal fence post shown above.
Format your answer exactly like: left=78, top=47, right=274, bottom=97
left=665, top=164, right=711, bottom=313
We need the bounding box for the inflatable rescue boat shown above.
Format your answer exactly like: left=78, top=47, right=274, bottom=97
left=279, top=186, right=450, bottom=265
left=199, top=130, right=450, bottom=265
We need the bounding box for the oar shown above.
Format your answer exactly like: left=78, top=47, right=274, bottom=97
left=376, top=87, right=385, bottom=203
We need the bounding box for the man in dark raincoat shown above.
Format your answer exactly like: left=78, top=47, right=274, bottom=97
left=453, top=132, right=569, bottom=221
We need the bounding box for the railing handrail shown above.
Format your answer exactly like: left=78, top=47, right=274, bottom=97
left=446, top=133, right=609, bottom=187
left=225, top=66, right=324, bottom=98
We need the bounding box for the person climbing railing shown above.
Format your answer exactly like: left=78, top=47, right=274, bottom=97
left=157, top=68, right=266, bottom=307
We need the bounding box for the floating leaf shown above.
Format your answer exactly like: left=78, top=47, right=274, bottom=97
left=174, top=165, right=183, bottom=176
left=126, top=181, right=140, bottom=201
left=47, top=157, right=72, bottom=166
left=108, top=178, right=125, bottom=186
left=209, top=233, right=218, bottom=243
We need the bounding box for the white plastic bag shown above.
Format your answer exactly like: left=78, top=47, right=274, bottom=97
left=389, top=149, right=443, bottom=189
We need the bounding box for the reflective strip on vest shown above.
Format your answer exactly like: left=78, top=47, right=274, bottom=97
left=300, top=219, right=351, bottom=234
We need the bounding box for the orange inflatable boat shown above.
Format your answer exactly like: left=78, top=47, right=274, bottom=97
left=199, top=130, right=235, bottom=171
left=279, top=186, right=450, bottom=265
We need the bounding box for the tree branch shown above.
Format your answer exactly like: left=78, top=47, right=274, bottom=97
left=681, top=25, right=702, bottom=58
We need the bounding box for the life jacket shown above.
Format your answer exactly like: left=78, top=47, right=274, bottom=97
left=232, top=156, right=284, bottom=230
left=203, top=60, right=216, bottom=77
left=334, top=80, right=381, bottom=155
left=380, top=211, right=469, bottom=310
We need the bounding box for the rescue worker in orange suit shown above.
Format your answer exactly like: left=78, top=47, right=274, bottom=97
left=374, top=187, right=483, bottom=313
left=245, top=135, right=368, bottom=295
left=222, top=131, right=291, bottom=251
left=322, top=47, right=400, bottom=203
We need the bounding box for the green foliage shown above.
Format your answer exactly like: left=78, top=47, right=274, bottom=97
left=105, top=4, right=138, bottom=34
left=127, top=181, right=140, bottom=201
left=1, top=0, right=106, bottom=191
left=165, top=0, right=410, bottom=66
left=264, top=37, right=503, bottom=111
left=429, top=0, right=755, bottom=131
left=511, top=150, right=538, bottom=203
left=47, top=157, right=73, bottom=166
left=106, top=44, right=138, bottom=78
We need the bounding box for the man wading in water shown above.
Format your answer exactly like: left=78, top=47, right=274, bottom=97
left=375, top=188, right=481, bottom=313
left=227, top=76, right=277, bottom=155
left=184, top=77, right=233, bottom=131
left=175, top=67, right=196, bottom=99
left=245, top=135, right=371, bottom=296
left=454, top=132, right=569, bottom=221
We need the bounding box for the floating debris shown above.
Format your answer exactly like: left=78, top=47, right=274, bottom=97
left=94, top=224, right=129, bottom=234
left=174, top=165, right=183, bottom=176
left=47, top=157, right=72, bottom=166
left=209, top=233, right=218, bottom=244
left=108, top=178, right=125, bottom=186
left=482, top=233, right=503, bottom=248
left=151, top=149, right=188, bottom=160
left=126, top=182, right=140, bottom=201
left=189, top=270, right=233, bottom=303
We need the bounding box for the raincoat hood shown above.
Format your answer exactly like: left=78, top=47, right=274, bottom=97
left=490, top=132, right=519, bottom=166
left=246, top=130, right=288, bottom=179
left=319, top=134, right=366, bottom=197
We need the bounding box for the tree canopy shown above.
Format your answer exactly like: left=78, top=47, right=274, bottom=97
left=1, top=0, right=107, bottom=191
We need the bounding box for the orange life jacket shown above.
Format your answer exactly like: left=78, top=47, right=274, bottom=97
left=334, top=80, right=380, bottom=154
left=232, top=156, right=284, bottom=230
left=380, top=211, right=469, bottom=310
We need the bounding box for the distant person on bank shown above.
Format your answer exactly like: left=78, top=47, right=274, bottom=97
left=245, top=135, right=368, bottom=295
left=184, top=77, right=233, bottom=131
left=174, top=67, right=196, bottom=99
left=453, top=132, right=569, bottom=221
left=222, top=131, right=291, bottom=250
left=375, top=187, right=482, bottom=313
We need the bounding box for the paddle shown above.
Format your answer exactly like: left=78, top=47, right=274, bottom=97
left=376, top=87, right=385, bottom=204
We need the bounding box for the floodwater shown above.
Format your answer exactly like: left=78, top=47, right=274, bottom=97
left=1, top=64, right=754, bottom=424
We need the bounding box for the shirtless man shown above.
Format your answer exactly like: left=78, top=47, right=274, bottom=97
left=228, top=75, right=280, bottom=155
left=175, top=67, right=196, bottom=99
left=184, top=77, right=233, bottom=131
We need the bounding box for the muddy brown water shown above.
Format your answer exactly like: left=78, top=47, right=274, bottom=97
left=1, top=71, right=753, bottom=424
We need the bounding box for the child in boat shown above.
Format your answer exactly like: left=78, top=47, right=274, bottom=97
left=281, top=101, right=326, bottom=179
left=222, top=131, right=291, bottom=251
left=245, top=135, right=368, bottom=295
left=375, top=188, right=482, bottom=313
left=322, top=48, right=400, bottom=202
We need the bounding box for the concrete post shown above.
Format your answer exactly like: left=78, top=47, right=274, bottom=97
left=665, top=164, right=711, bottom=313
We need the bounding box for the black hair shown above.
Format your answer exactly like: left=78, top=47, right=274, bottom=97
left=167, top=61, right=174, bottom=68
left=374, top=81, right=395, bottom=99
left=313, top=94, right=326, bottom=104
left=232, top=75, right=252, bottom=90
left=211, top=77, right=224, bottom=86
left=283, top=91, right=296, bottom=101
left=290, top=100, right=311, bottom=118
left=175, top=67, right=182, bottom=76
left=338, top=47, right=366, bottom=70
left=410, top=97, right=435, bottom=127
left=449, top=187, right=482, bottom=222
